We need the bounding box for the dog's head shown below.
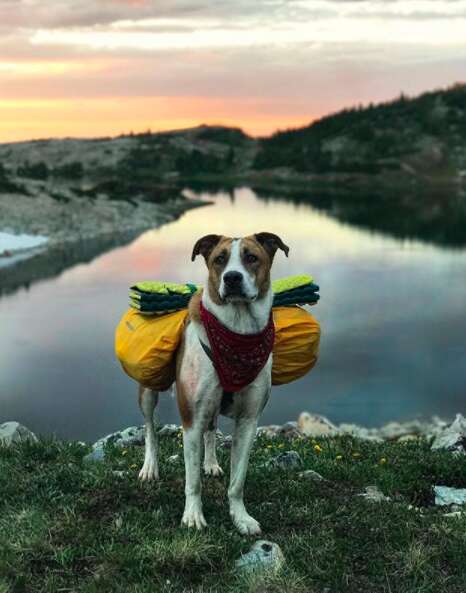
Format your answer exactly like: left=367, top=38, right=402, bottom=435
left=191, top=232, right=289, bottom=305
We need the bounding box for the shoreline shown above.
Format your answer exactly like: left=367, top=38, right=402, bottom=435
left=1, top=413, right=464, bottom=450
left=0, top=191, right=208, bottom=295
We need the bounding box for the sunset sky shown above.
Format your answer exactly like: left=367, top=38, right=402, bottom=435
left=1, top=0, right=466, bottom=142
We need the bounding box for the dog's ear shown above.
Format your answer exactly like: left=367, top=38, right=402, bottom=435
left=191, top=234, right=222, bottom=262
left=255, top=232, right=289, bottom=260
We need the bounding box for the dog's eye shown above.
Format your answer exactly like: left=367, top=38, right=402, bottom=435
left=245, top=253, right=258, bottom=264
left=214, top=254, right=226, bottom=265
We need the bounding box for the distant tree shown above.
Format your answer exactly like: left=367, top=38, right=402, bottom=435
left=54, top=162, right=84, bottom=179
left=17, top=161, right=49, bottom=180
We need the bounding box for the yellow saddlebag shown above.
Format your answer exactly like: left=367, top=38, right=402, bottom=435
left=115, top=306, right=320, bottom=391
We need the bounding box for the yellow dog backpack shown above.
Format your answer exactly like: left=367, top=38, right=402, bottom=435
left=115, top=305, right=320, bottom=392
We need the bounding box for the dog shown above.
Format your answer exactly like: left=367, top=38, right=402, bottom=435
left=137, top=232, right=289, bottom=535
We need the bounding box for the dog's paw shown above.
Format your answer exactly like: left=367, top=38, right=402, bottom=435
left=181, top=502, right=207, bottom=530
left=138, top=458, right=159, bottom=482
left=231, top=512, right=262, bottom=536
left=204, top=463, right=224, bottom=477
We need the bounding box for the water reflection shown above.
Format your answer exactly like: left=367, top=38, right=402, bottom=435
left=0, top=188, right=465, bottom=441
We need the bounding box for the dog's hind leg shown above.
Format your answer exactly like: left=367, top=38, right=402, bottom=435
left=138, top=386, right=160, bottom=481
left=203, top=420, right=223, bottom=477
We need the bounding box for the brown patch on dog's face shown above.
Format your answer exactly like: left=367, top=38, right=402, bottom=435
left=241, top=236, right=273, bottom=299
left=206, top=237, right=233, bottom=305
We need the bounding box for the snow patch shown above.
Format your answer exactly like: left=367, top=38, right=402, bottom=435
left=0, top=231, right=48, bottom=253
left=0, top=231, right=48, bottom=268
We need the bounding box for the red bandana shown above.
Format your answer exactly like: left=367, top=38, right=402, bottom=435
left=199, top=301, right=275, bottom=393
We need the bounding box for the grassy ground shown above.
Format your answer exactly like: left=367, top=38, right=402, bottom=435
left=1, top=432, right=466, bottom=593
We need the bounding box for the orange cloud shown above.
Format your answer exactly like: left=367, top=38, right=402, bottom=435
left=0, top=96, right=315, bottom=142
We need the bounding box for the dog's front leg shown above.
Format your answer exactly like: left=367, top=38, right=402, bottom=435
left=228, top=374, right=270, bottom=535
left=181, top=424, right=207, bottom=529
left=180, top=379, right=220, bottom=529
left=229, top=415, right=261, bottom=535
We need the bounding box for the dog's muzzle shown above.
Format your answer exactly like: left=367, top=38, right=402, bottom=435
left=222, top=271, right=246, bottom=298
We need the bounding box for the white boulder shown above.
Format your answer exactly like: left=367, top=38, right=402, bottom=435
left=0, top=421, right=37, bottom=446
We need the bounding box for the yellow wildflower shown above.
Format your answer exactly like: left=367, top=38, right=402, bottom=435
left=130, top=464, right=137, bottom=469
left=314, top=444, right=322, bottom=453
left=379, top=457, right=387, bottom=465
left=352, top=452, right=361, bottom=458
left=336, top=454, right=343, bottom=460
left=122, top=450, right=128, bottom=456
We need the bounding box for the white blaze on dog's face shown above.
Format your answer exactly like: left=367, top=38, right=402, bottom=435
left=191, top=233, right=289, bottom=305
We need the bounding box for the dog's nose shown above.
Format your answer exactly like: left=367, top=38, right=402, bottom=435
left=223, top=271, right=243, bottom=286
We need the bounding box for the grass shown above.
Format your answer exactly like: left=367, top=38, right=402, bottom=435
left=1, top=433, right=466, bottom=593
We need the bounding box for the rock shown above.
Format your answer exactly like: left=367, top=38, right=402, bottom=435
left=0, top=421, right=37, bottom=446
left=119, top=426, right=145, bottom=445
left=84, top=446, right=106, bottom=463
left=298, top=469, right=326, bottom=481
left=431, top=414, right=466, bottom=454
left=338, top=423, right=383, bottom=442
left=434, top=486, right=466, bottom=506
left=221, top=435, right=232, bottom=449
left=397, top=434, right=419, bottom=442
left=298, top=412, right=338, bottom=437
left=167, top=454, right=180, bottom=464
left=158, top=424, right=180, bottom=437
left=257, top=425, right=281, bottom=439
left=358, top=485, right=391, bottom=503
left=91, top=423, right=181, bottom=451
left=92, top=425, right=145, bottom=450
left=277, top=421, right=302, bottom=440
left=378, top=420, right=425, bottom=440
left=235, top=540, right=285, bottom=573
left=268, top=450, right=303, bottom=470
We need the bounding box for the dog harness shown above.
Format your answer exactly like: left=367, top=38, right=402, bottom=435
left=198, top=301, right=275, bottom=393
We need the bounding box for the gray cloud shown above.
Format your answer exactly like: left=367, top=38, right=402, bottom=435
left=1, top=0, right=464, bottom=32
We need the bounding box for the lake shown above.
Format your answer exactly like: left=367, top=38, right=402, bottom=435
left=1, top=187, right=465, bottom=442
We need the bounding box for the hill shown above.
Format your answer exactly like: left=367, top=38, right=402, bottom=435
left=253, top=83, right=466, bottom=181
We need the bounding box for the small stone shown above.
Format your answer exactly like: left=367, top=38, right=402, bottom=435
left=235, top=540, right=285, bottom=573
left=379, top=421, right=424, bottom=440
left=397, top=434, right=418, bottom=442
left=113, top=470, right=127, bottom=478
left=443, top=510, right=463, bottom=518
left=277, top=421, right=302, bottom=440
left=298, top=469, right=326, bottom=481
left=167, top=454, right=180, bottom=464
left=269, top=450, right=303, bottom=470
left=119, top=426, right=145, bottom=445
left=221, top=435, right=232, bottom=449
left=298, top=412, right=338, bottom=437
left=92, top=431, right=122, bottom=450
left=158, top=424, right=180, bottom=437
left=338, top=423, right=383, bottom=442
left=434, top=485, right=466, bottom=506
left=431, top=414, right=466, bottom=454
left=358, top=485, right=391, bottom=503
left=0, top=421, right=37, bottom=447
left=84, top=446, right=105, bottom=463
left=257, top=425, right=281, bottom=439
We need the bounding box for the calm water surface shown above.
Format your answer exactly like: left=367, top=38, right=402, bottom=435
left=1, top=188, right=465, bottom=441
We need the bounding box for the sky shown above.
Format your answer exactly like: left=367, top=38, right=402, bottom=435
left=1, top=0, right=466, bottom=142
